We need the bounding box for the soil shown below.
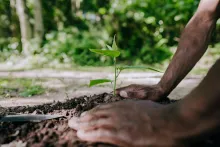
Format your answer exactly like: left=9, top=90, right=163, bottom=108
left=0, top=93, right=220, bottom=147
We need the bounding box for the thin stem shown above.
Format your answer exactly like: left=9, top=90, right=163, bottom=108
left=113, top=58, right=117, bottom=96
left=116, top=68, right=122, bottom=79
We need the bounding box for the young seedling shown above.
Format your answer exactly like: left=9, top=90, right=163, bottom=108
left=89, top=35, right=162, bottom=96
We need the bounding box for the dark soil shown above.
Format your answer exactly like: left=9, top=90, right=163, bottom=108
left=0, top=93, right=220, bottom=147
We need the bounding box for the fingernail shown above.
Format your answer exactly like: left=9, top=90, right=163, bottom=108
left=68, top=118, right=79, bottom=129
left=120, top=91, right=128, bottom=98
left=81, top=111, right=87, bottom=116
left=77, top=130, right=86, bottom=137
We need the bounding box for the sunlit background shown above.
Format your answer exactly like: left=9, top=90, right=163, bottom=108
left=0, top=0, right=220, bottom=70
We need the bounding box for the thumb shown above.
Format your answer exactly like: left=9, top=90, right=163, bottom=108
left=119, top=90, right=129, bottom=98
left=119, top=90, right=146, bottom=99
left=117, top=89, right=147, bottom=99
left=115, top=87, right=129, bottom=98
left=115, top=87, right=126, bottom=95
left=115, top=86, right=137, bottom=98
left=116, top=85, right=133, bottom=96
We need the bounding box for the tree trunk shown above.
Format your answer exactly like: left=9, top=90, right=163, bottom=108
left=10, top=0, right=19, bottom=37
left=16, top=0, right=31, bottom=56
left=71, top=0, right=81, bottom=14
left=34, top=0, right=44, bottom=46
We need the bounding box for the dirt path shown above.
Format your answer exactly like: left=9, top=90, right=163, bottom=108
left=0, top=69, right=202, bottom=107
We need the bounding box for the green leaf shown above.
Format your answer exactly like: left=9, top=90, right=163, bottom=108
left=106, top=45, right=112, bottom=50
left=89, top=79, right=112, bottom=87
left=89, top=49, right=120, bottom=57
left=117, top=66, right=163, bottom=73
left=112, top=35, right=118, bottom=50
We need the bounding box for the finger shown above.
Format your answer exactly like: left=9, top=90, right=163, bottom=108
left=80, top=102, right=126, bottom=119
left=77, top=129, right=130, bottom=147
left=81, top=103, right=114, bottom=116
left=119, top=90, right=129, bottom=98
left=69, top=111, right=110, bottom=130
left=68, top=114, right=99, bottom=130
left=116, top=88, right=130, bottom=98
left=116, top=85, right=147, bottom=99
left=68, top=117, right=80, bottom=130
left=128, top=90, right=147, bottom=99
left=118, top=90, right=147, bottom=99
left=75, top=118, right=115, bottom=131
left=116, top=85, right=132, bottom=96
left=80, top=110, right=112, bottom=122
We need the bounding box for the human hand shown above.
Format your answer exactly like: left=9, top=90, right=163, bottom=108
left=69, top=100, right=184, bottom=147
left=116, top=84, right=166, bottom=101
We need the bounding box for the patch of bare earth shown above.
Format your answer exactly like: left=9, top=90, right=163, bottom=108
left=0, top=93, right=219, bottom=147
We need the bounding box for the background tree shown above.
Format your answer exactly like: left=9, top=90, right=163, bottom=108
left=0, top=0, right=219, bottom=67
left=16, top=0, right=31, bottom=56
left=33, top=0, right=44, bottom=46
left=10, top=0, right=20, bottom=38
left=71, top=0, right=81, bottom=14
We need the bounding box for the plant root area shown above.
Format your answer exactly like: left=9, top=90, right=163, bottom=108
left=0, top=93, right=220, bottom=147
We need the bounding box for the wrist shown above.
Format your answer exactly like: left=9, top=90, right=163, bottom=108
left=156, top=83, right=171, bottom=98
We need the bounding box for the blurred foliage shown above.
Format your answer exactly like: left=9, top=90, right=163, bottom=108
left=42, top=27, right=112, bottom=66
left=0, top=37, right=21, bottom=62
left=19, top=85, right=45, bottom=97
left=0, top=78, right=45, bottom=98
left=0, top=0, right=219, bottom=66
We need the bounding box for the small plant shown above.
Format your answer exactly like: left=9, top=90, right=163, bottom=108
left=89, top=35, right=162, bottom=96
left=0, top=78, right=45, bottom=98
left=19, top=85, right=45, bottom=97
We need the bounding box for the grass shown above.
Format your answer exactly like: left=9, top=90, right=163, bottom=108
left=18, top=85, right=45, bottom=97
left=0, top=78, right=45, bottom=98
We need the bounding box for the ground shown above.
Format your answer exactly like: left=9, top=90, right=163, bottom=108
left=2, top=93, right=220, bottom=147
left=0, top=69, right=202, bottom=107
left=0, top=58, right=215, bottom=147
left=1, top=44, right=217, bottom=107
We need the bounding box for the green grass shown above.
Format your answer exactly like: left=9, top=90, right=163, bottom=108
left=19, top=85, right=45, bottom=97
left=0, top=78, right=45, bottom=98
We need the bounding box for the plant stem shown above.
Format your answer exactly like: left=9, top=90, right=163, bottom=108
left=116, top=69, right=122, bottom=79
left=113, top=57, right=117, bottom=96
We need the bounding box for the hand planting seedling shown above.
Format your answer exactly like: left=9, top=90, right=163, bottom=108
left=89, top=35, right=162, bottom=96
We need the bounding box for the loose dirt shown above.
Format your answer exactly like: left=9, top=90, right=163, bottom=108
left=0, top=93, right=219, bottom=147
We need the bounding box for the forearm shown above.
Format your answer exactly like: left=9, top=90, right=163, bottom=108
left=174, top=59, right=220, bottom=140
left=158, top=11, right=217, bottom=96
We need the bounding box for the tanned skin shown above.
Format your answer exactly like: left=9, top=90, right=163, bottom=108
left=116, top=0, right=220, bottom=101
left=69, top=0, right=220, bottom=146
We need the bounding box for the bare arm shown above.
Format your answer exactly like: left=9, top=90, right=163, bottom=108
left=171, top=58, right=220, bottom=140
left=158, top=0, right=220, bottom=96
left=116, top=0, right=220, bottom=101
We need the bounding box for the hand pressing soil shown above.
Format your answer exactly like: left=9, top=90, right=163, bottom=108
left=0, top=93, right=123, bottom=147
left=0, top=93, right=220, bottom=147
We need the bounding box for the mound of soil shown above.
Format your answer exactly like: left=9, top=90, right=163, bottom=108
left=0, top=93, right=220, bottom=147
